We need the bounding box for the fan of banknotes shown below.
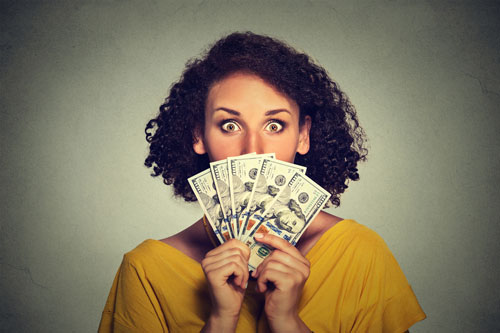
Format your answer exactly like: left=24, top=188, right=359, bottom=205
left=188, top=153, right=331, bottom=271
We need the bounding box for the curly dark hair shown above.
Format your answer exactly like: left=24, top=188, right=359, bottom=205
left=145, top=31, right=367, bottom=207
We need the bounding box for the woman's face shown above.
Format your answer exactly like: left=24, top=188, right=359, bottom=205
left=194, top=72, right=311, bottom=162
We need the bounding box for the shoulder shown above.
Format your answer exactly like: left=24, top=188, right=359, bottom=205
left=308, top=219, right=409, bottom=293
left=299, top=211, right=386, bottom=255
left=118, top=237, right=203, bottom=282
left=323, top=214, right=387, bottom=247
left=121, top=239, right=168, bottom=268
left=120, top=219, right=210, bottom=267
left=306, top=215, right=393, bottom=265
left=340, top=220, right=388, bottom=248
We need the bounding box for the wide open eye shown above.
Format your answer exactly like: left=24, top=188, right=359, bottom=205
left=265, top=121, right=284, bottom=133
left=221, top=120, right=241, bottom=133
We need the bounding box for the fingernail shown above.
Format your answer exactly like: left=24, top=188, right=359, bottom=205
left=244, top=281, right=248, bottom=289
left=254, top=233, right=264, bottom=239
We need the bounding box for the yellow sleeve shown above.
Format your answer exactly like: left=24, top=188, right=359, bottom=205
left=98, top=253, right=168, bottom=333
left=380, top=247, right=426, bottom=333
left=273, top=220, right=426, bottom=333
left=351, top=234, right=426, bottom=333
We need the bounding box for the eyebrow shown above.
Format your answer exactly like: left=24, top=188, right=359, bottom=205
left=214, top=107, right=240, bottom=116
left=265, top=109, right=291, bottom=116
left=214, top=107, right=291, bottom=116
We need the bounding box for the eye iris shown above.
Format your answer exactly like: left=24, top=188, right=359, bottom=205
left=269, top=123, right=280, bottom=132
left=224, top=122, right=236, bottom=131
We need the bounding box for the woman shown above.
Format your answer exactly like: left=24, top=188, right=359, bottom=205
left=99, top=32, right=426, bottom=332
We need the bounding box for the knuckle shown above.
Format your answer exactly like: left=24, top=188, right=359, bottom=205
left=300, top=267, right=310, bottom=280
left=227, top=239, right=248, bottom=252
left=272, top=251, right=292, bottom=265
left=227, top=261, right=238, bottom=269
left=201, top=258, right=209, bottom=269
left=234, top=247, right=246, bottom=257
left=261, top=258, right=277, bottom=269
left=268, top=250, right=280, bottom=258
left=269, top=258, right=282, bottom=267
left=267, top=251, right=282, bottom=263
left=206, top=270, right=216, bottom=280
left=229, top=254, right=243, bottom=264
left=242, top=245, right=250, bottom=255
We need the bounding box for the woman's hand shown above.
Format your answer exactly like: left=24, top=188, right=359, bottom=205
left=251, top=233, right=311, bottom=332
left=201, top=239, right=250, bottom=332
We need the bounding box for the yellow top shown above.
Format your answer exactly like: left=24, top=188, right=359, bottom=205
left=99, top=220, right=426, bottom=332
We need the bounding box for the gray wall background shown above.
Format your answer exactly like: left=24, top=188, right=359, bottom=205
left=1, top=0, right=499, bottom=332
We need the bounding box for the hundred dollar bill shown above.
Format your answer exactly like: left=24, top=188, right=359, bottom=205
left=240, top=158, right=306, bottom=241
left=228, top=153, right=274, bottom=238
left=246, top=172, right=331, bottom=271
left=187, top=169, right=229, bottom=244
left=210, top=160, right=234, bottom=239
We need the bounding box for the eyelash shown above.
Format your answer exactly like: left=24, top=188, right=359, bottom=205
left=219, top=119, right=240, bottom=132
left=219, top=119, right=286, bottom=133
left=265, top=119, right=285, bottom=133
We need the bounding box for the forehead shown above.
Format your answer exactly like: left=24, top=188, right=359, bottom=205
left=206, top=72, right=298, bottom=112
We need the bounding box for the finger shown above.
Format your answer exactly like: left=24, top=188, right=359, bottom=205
left=253, top=233, right=308, bottom=264
left=205, top=239, right=250, bottom=259
left=203, top=253, right=248, bottom=274
left=203, top=247, right=250, bottom=265
left=204, top=260, right=249, bottom=288
left=254, top=255, right=308, bottom=281
left=251, top=250, right=296, bottom=278
left=202, top=253, right=250, bottom=288
left=205, top=239, right=249, bottom=257
left=258, top=266, right=307, bottom=293
left=256, top=268, right=292, bottom=293
left=265, top=249, right=309, bottom=270
left=255, top=260, right=290, bottom=277
left=234, top=269, right=250, bottom=289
